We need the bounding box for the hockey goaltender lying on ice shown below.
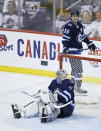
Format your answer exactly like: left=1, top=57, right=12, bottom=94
left=11, top=69, right=75, bottom=123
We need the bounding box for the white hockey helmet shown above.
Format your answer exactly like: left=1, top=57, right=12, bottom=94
left=56, top=69, right=67, bottom=80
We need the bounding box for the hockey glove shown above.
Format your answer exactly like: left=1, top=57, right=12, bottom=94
left=88, top=42, right=96, bottom=52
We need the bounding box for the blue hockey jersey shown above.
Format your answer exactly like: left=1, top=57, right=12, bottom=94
left=48, top=79, right=75, bottom=104
left=48, top=78, right=75, bottom=118
left=62, top=20, right=92, bottom=53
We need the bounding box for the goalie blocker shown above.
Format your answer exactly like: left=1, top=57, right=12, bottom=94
left=11, top=69, right=75, bottom=123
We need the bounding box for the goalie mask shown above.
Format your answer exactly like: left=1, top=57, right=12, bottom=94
left=56, top=69, right=67, bottom=84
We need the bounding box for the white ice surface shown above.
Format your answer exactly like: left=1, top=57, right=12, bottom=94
left=0, top=71, right=101, bottom=131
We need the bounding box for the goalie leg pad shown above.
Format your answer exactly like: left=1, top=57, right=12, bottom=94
left=41, top=105, right=60, bottom=123
left=21, top=101, right=41, bottom=118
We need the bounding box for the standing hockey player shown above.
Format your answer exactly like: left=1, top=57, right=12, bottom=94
left=62, top=9, right=96, bottom=94
left=11, top=69, right=75, bottom=123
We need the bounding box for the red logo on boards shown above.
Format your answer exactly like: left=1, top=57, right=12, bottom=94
left=0, top=35, right=8, bottom=46
left=88, top=49, right=101, bottom=67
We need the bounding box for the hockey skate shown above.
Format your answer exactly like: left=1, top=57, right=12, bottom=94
left=11, top=104, right=21, bottom=119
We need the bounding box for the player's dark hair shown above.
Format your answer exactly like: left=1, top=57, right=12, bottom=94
left=71, top=9, right=79, bottom=17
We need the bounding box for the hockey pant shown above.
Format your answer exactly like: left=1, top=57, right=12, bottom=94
left=58, top=103, right=75, bottom=118
left=69, top=58, right=83, bottom=90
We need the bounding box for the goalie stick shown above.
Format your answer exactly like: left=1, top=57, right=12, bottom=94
left=21, top=90, right=41, bottom=98
left=21, top=91, right=72, bottom=109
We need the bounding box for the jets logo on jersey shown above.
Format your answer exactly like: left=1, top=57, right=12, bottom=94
left=76, top=33, right=82, bottom=43
left=6, top=18, right=15, bottom=29
left=25, top=2, right=40, bottom=15
left=54, top=88, right=61, bottom=94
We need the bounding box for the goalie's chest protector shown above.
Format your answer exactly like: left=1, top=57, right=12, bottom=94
left=48, top=79, right=72, bottom=93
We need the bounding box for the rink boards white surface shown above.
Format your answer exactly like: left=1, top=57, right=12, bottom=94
left=0, top=71, right=101, bottom=131
left=0, top=29, right=101, bottom=84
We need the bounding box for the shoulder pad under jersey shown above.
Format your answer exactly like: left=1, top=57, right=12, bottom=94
left=65, top=20, right=73, bottom=27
